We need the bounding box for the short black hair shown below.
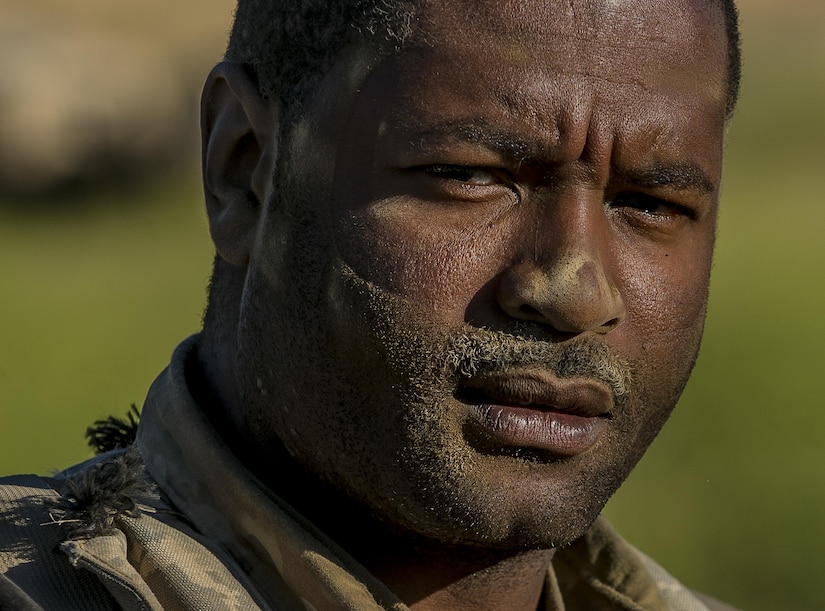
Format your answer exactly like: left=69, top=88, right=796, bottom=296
left=225, top=0, right=742, bottom=117
left=721, top=0, right=742, bottom=117
left=225, top=0, right=414, bottom=115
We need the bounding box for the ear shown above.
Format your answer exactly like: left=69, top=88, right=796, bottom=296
left=201, top=61, right=279, bottom=267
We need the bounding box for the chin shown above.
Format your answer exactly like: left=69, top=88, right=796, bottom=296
left=359, top=433, right=631, bottom=550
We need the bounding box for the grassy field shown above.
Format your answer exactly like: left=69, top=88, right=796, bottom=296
left=1, top=3, right=823, bottom=610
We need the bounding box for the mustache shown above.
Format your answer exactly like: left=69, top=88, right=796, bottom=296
left=439, top=329, right=633, bottom=399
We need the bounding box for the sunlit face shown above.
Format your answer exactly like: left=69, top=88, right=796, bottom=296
left=233, top=0, right=728, bottom=548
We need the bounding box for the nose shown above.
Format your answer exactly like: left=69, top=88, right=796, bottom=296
left=496, top=226, right=626, bottom=335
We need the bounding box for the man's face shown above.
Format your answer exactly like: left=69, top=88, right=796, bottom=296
left=234, top=0, right=728, bottom=548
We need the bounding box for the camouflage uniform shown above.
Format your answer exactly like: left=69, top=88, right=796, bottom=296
left=0, top=336, right=736, bottom=610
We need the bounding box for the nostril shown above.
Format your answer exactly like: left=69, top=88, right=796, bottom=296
left=519, top=304, right=542, bottom=317
left=596, top=318, right=622, bottom=333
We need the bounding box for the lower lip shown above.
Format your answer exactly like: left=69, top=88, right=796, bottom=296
left=467, top=404, right=607, bottom=456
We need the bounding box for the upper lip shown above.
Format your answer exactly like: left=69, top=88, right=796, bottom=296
left=456, top=369, right=614, bottom=418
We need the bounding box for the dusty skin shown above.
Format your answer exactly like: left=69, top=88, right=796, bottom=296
left=197, top=0, right=730, bottom=609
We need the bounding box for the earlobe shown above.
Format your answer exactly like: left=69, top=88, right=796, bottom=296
left=201, top=61, right=279, bottom=267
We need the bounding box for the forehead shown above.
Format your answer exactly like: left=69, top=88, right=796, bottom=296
left=416, top=0, right=722, bottom=40
left=295, top=0, right=729, bottom=190
left=412, top=0, right=725, bottom=57
left=320, top=0, right=726, bottom=173
left=404, top=0, right=727, bottom=104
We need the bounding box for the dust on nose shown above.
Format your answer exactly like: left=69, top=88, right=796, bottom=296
left=542, top=254, right=610, bottom=307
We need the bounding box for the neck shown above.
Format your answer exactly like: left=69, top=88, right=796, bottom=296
left=251, top=445, right=556, bottom=611
left=364, top=539, right=554, bottom=611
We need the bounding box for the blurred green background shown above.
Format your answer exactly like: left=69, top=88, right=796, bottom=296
left=1, top=2, right=822, bottom=609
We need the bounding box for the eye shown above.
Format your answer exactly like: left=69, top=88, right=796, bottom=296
left=424, top=165, right=502, bottom=185
left=413, top=164, right=518, bottom=204
left=610, top=191, right=696, bottom=221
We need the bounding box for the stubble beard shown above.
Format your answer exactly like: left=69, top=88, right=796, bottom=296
left=259, top=262, right=677, bottom=550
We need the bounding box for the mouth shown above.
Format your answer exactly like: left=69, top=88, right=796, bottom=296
left=455, top=370, right=614, bottom=457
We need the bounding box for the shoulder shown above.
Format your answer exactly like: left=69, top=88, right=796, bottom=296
left=553, top=517, right=738, bottom=611
left=692, top=590, right=740, bottom=611
left=1, top=449, right=263, bottom=610
left=632, top=544, right=739, bottom=611
left=0, top=472, right=67, bottom=569
left=0, top=472, right=119, bottom=609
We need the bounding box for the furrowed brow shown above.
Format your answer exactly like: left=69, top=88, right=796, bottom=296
left=404, top=119, right=535, bottom=161
left=619, top=162, right=715, bottom=194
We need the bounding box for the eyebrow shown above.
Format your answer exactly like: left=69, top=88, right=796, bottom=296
left=616, top=163, right=715, bottom=194
left=403, top=119, right=536, bottom=161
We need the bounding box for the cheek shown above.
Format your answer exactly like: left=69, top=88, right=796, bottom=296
left=334, top=203, right=518, bottom=321
left=616, top=232, right=713, bottom=360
